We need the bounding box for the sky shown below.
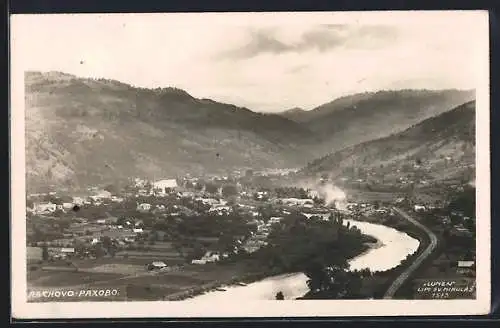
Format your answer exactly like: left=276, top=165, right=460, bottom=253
left=11, top=11, right=487, bottom=112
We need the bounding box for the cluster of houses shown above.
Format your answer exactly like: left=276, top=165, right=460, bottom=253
left=191, top=251, right=230, bottom=265
left=27, top=191, right=126, bottom=216
left=27, top=176, right=343, bottom=267
left=277, top=198, right=315, bottom=208
left=239, top=216, right=285, bottom=253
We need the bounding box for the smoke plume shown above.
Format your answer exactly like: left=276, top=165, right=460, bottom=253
left=299, top=178, right=347, bottom=208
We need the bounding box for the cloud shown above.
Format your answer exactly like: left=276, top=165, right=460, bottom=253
left=217, top=28, right=292, bottom=60
left=218, top=24, right=400, bottom=60
left=287, top=64, right=309, bottom=74
left=13, top=13, right=484, bottom=112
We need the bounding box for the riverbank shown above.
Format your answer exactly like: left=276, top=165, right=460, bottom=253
left=176, top=212, right=429, bottom=301
left=163, top=269, right=296, bottom=301
left=176, top=218, right=419, bottom=301
left=355, top=208, right=432, bottom=299
left=344, top=219, right=419, bottom=272
left=167, top=238, right=378, bottom=301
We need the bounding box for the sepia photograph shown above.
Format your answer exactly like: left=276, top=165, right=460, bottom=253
left=10, top=11, right=490, bottom=318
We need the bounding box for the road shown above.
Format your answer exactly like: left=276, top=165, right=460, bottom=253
left=383, top=207, right=439, bottom=299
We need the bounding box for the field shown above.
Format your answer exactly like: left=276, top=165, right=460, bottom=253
left=27, top=269, right=123, bottom=288
left=345, top=189, right=402, bottom=202
left=57, top=259, right=268, bottom=301
left=27, top=247, right=43, bottom=262
left=26, top=256, right=269, bottom=302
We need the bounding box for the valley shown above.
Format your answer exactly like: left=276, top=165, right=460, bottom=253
left=25, top=71, right=474, bottom=194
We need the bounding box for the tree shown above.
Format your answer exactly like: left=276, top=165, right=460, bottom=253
left=103, top=184, right=115, bottom=193
left=464, top=218, right=475, bottom=232
left=93, top=244, right=106, bottom=259
left=222, top=184, right=238, bottom=198
left=313, top=197, right=325, bottom=206
left=275, top=291, right=284, bottom=300
left=305, top=263, right=353, bottom=298
left=205, top=183, right=219, bottom=194
left=42, top=245, right=49, bottom=261
left=102, top=236, right=112, bottom=250
left=359, top=268, right=372, bottom=278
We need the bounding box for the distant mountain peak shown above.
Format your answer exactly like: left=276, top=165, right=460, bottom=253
left=283, top=107, right=306, bottom=114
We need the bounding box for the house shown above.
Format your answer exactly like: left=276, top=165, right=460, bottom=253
left=72, top=197, right=85, bottom=205
left=153, top=179, right=178, bottom=195
left=199, top=251, right=221, bottom=263
left=147, top=261, right=167, bottom=271
left=111, top=196, right=124, bottom=203
left=196, top=198, right=221, bottom=206
left=96, top=219, right=106, bottom=224
left=60, top=248, right=75, bottom=254
left=134, top=178, right=147, bottom=187
left=454, top=226, right=471, bottom=235
left=280, top=198, right=314, bottom=207
left=138, top=189, right=150, bottom=196
left=90, top=190, right=112, bottom=202
left=62, top=202, right=74, bottom=210
left=34, top=202, right=57, bottom=214
left=106, top=216, right=119, bottom=224
left=177, top=191, right=195, bottom=198
left=458, top=261, right=475, bottom=268
left=308, top=190, right=320, bottom=198
left=414, top=205, right=426, bottom=212
left=137, top=203, right=152, bottom=212
left=254, top=191, right=269, bottom=200
left=133, top=228, right=143, bottom=233
left=191, top=259, right=206, bottom=265
left=268, top=217, right=283, bottom=224
left=208, top=205, right=232, bottom=215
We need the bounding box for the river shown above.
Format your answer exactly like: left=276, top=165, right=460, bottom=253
left=187, top=218, right=419, bottom=301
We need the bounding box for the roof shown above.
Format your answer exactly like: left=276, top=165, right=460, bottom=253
left=154, top=179, right=178, bottom=189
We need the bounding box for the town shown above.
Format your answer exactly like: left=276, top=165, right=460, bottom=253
left=26, top=166, right=476, bottom=301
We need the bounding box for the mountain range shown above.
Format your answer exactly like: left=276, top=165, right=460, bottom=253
left=24, top=71, right=476, bottom=192
left=278, top=89, right=474, bottom=155
left=301, top=100, right=476, bottom=184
